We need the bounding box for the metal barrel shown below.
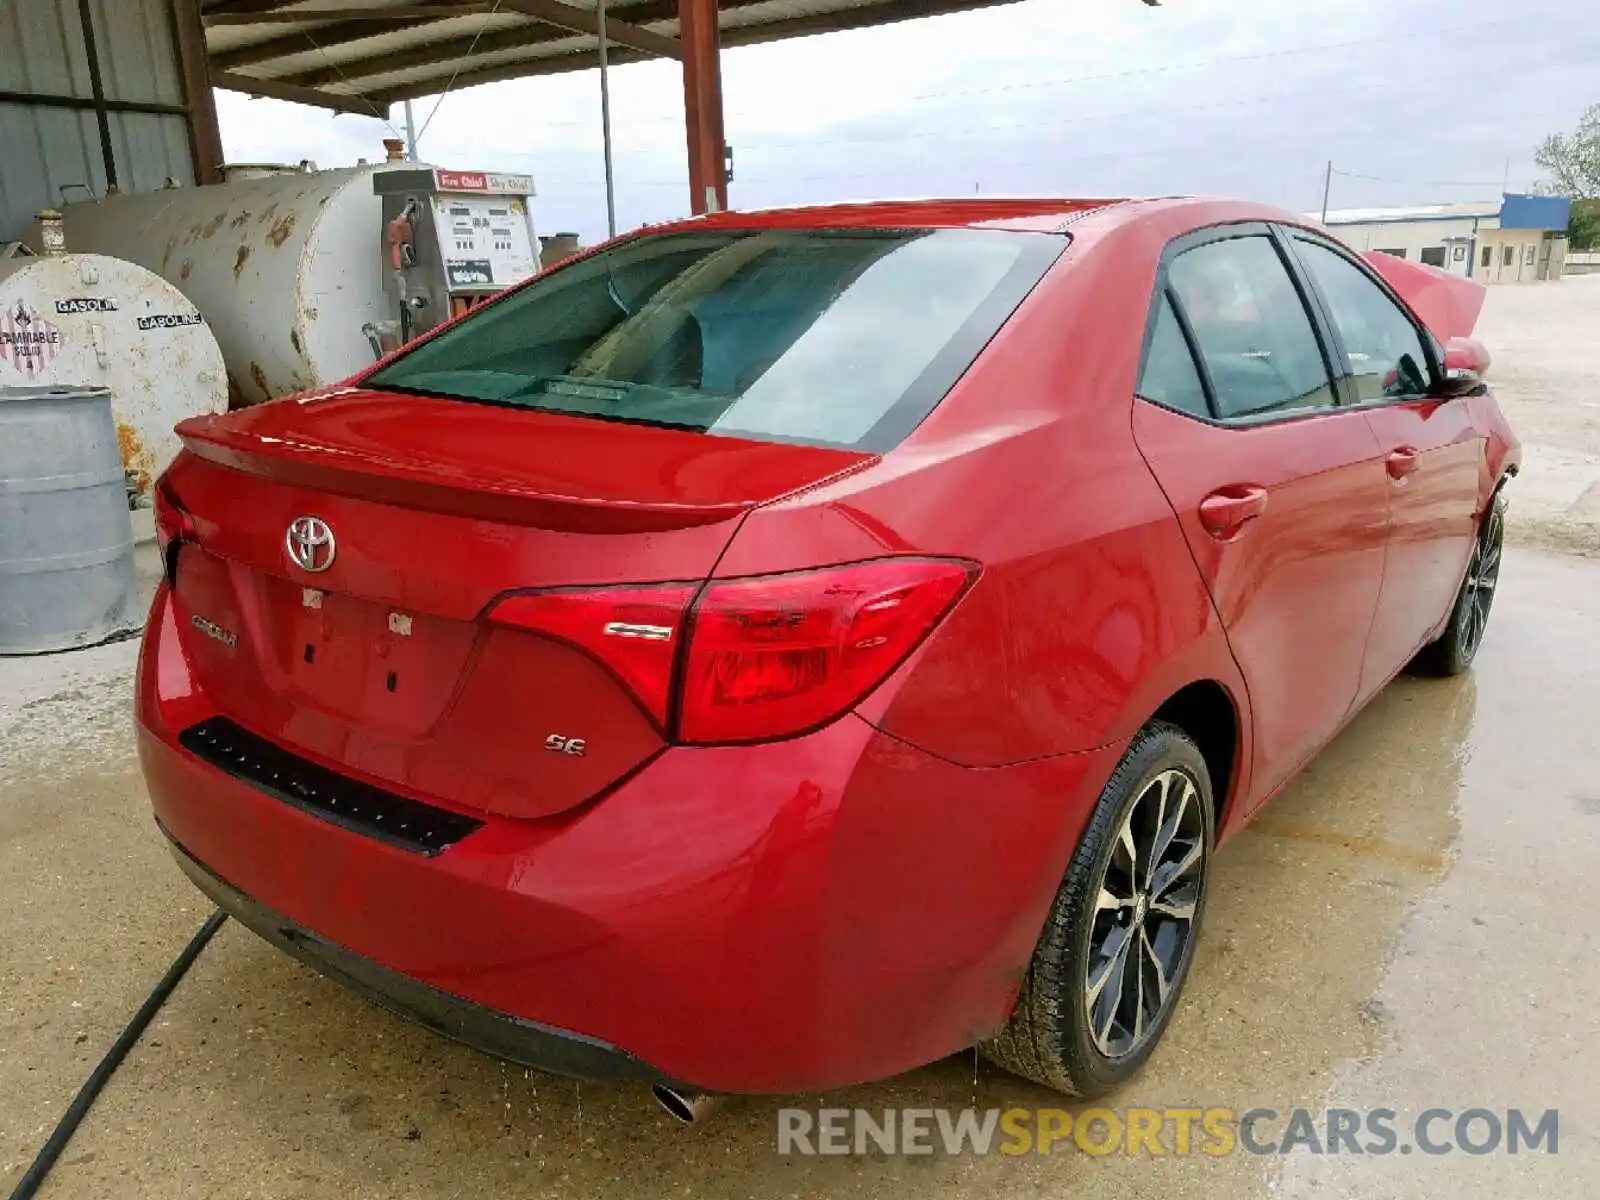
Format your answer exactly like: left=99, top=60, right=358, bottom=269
left=539, top=232, right=582, bottom=270
left=0, top=385, right=138, bottom=655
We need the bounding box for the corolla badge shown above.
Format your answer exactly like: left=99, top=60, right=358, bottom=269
left=285, top=515, right=336, bottom=573
left=190, top=614, right=238, bottom=648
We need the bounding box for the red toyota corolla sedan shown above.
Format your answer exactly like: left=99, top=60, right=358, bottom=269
left=139, top=197, right=1518, bottom=1104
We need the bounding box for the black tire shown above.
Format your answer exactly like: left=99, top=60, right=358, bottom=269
left=981, top=721, right=1214, bottom=1097
left=1410, top=493, right=1506, bottom=677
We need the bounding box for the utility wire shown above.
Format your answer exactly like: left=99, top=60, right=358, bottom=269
left=416, top=0, right=505, bottom=142
left=721, top=72, right=1557, bottom=153
left=460, top=13, right=1541, bottom=130
left=519, top=99, right=1578, bottom=190
left=292, top=25, right=407, bottom=139
left=1331, top=168, right=1507, bottom=189
left=736, top=94, right=1564, bottom=181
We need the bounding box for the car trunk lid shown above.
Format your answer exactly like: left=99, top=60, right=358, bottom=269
left=1359, top=251, right=1487, bottom=342
left=164, top=388, right=871, bottom=820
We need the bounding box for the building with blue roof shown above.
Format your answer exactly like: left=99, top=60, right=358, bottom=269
left=1312, top=194, right=1573, bottom=283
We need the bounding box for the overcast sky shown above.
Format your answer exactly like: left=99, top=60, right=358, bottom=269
left=215, top=0, right=1599, bottom=245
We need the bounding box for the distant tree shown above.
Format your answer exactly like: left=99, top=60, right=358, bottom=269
left=1535, top=106, right=1600, bottom=249
left=1535, top=104, right=1600, bottom=198
left=1570, top=198, right=1600, bottom=252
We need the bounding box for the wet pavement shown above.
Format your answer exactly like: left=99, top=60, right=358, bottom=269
left=1477, top=274, right=1600, bottom=557
left=2, top=546, right=1596, bottom=1199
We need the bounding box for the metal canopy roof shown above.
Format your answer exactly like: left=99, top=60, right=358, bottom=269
left=202, top=0, right=1024, bottom=115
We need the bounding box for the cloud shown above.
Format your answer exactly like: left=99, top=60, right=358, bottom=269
left=216, top=0, right=1600, bottom=244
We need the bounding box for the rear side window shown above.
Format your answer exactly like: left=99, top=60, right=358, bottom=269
left=367, top=228, right=1064, bottom=452
left=1137, top=294, right=1210, bottom=418
left=1292, top=238, right=1433, bottom=402
left=1167, top=236, right=1336, bottom=422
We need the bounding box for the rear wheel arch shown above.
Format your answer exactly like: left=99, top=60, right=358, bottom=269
left=1493, top=463, right=1518, bottom=498
left=1485, top=467, right=1515, bottom=522
left=1481, top=422, right=1518, bottom=511
left=1147, top=680, right=1242, bottom=833
left=1469, top=463, right=1514, bottom=527
left=983, top=719, right=1216, bottom=1095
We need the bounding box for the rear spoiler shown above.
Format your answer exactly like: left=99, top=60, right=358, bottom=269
left=173, top=395, right=875, bottom=535
left=176, top=420, right=752, bottom=534
left=1359, top=251, right=1486, bottom=342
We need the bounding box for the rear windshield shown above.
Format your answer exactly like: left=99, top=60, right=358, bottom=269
left=367, top=227, right=1064, bottom=452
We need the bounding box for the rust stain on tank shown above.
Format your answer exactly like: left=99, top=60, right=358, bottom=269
left=179, top=258, right=194, bottom=281
left=249, top=361, right=270, bottom=397
left=201, top=212, right=226, bottom=239
left=229, top=210, right=251, bottom=229
left=302, top=307, right=319, bottom=321
left=233, top=244, right=251, bottom=279
left=226, top=372, right=247, bottom=410
left=266, top=212, right=296, bottom=248
left=116, top=422, right=153, bottom=499
left=289, top=327, right=303, bottom=356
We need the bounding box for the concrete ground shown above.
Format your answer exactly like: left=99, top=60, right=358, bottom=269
left=4, top=278, right=1599, bottom=1198
left=1477, top=273, right=1600, bottom=555
left=3, top=548, right=1596, bottom=1199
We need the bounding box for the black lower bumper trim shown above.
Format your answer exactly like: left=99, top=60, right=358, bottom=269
left=163, top=829, right=679, bottom=1086
left=177, top=717, right=483, bottom=857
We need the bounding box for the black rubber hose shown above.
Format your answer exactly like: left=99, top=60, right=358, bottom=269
left=7, top=909, right=228, bottom=1200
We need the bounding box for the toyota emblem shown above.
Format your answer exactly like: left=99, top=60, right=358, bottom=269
left=285, top=515, right=336, bottom=573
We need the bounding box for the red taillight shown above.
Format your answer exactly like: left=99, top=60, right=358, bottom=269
left=152, top=477, right=194, bottom=560
left=486, top=558, right=973, bottom=743
left=679, top=559, right=972, bottom=743
left=489, top=585, right=696, bottom=725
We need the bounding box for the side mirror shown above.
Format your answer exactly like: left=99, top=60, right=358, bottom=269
left=1444, top=336, right=1491, bottom=378
left=1438, top=337, right=1490, bottom=398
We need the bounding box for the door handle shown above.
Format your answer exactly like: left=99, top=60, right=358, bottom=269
left=1198, top=484, right=1269, bottom=540
left=1386, top=446, right=1420, bottom=479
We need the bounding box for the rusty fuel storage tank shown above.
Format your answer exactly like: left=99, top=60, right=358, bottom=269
left=50, top=164, right=404, bottom=406
left=0, top=242, right=226, bottom=505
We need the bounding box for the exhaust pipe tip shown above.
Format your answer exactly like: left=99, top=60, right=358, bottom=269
left=651, top=1083, right=723, bottom=1124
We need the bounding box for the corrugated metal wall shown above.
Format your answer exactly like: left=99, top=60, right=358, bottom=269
left=0, top=0, right=194, bottom=241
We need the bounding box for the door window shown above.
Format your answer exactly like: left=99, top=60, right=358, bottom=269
left=1166, top=236, right=1335, bottom=421
left=1292, top=239, right=1433, bottom=403
left=1136, top=294, right=1210, bottom=418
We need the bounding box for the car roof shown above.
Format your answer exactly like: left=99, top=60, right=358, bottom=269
left=657, top=197, right=1135, bottom=234
left=643, top=196, right=1315, bottom=238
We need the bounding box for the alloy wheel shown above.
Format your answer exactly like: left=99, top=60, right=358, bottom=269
left=1460, top=505, right=1504, bottom=660
left=1084, top=767, right=1207, bottom=1059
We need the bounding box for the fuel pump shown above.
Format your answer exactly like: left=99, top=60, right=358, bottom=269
left=372, top=168, right=539, bottom=353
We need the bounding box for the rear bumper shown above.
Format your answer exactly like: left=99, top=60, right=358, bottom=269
left=138, top=582, right=1122, bottom=1093
left=164, top=829, right=674, bottom=1083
